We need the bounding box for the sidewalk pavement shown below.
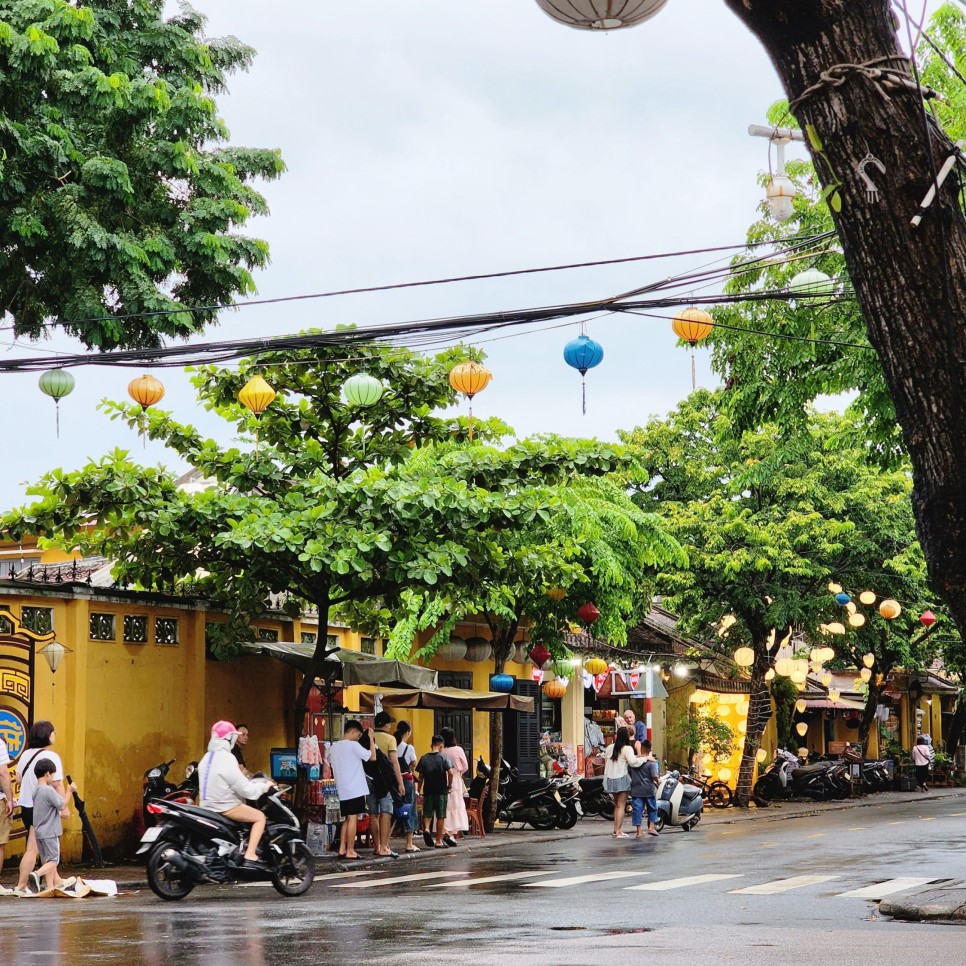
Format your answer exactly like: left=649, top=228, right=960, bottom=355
left=38, top=785, right=966, bottom=892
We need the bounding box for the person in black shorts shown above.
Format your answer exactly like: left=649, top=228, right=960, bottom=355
left=329, top=720, right=375, bottom=860
left=416, top=736, right=453, bottom=849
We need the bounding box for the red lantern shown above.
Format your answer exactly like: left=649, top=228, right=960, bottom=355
left=528, top=644, right=551, bottom=668
left=578, top=602, right=601, bottom=625
left=920, top=610, right=937, bottom=627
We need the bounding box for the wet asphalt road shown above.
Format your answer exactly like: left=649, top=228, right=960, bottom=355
left=3, top=794, right=966, bottom=965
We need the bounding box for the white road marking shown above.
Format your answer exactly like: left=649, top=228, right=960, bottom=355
left=333, top=871, right=470, bottom=888
left=524, top=870, right=652, bottom=888
left=430, top=871, right=550, bottom=887
left=314, top=871, right=382, bottom=882
left=626, top=874, right=743, bottom=892
left=837, top=877, right=936, bottom=899
left=731, top=875, right=840, bottom=895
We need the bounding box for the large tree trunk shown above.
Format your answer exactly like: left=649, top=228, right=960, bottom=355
left=734, top=636, right=774, bottom=807
left=946, top=688, right=966, bottom=758
left=485, top=627, right=517, bottom=831
left=722, top=1, right=966, bottom=635
left=295, top=586, right=334, bottom=738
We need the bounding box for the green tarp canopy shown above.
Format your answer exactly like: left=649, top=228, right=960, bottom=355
left=239, top=641, right=438, bottom=690
left=358, top=686, right=535, bottom=713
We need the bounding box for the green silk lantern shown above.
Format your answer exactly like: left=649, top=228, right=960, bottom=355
left=39, top=369, right=76, bottom=437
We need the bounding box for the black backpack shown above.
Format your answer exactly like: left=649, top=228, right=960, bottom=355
left=364, top=747, right=400, bottom=802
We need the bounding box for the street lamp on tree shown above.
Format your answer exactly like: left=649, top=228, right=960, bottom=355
left=748, top=125, right=805, bottom=223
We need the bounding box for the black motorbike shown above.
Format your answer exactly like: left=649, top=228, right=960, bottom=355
left=753, top=751, right=839, bottom=806
left=578, top=775, right=615, bottom=820
left=136, top=790, right=314, bottom=901
left=479, top=757, right=583, bottom=830
left=142, top=759, right=199, bottom=826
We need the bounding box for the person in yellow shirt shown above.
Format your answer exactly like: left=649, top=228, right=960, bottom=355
left=371, top=711, right=405, bottom=857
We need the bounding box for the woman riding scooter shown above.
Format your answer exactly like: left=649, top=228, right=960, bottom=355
left=198, top=721, right=274, bottom=869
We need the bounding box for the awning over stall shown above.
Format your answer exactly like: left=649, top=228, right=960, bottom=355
left=358, top=686, right=535, bottom=713
left=804, top=696, right=867, bottom=712
left=239, top=641, right=438, bottom=690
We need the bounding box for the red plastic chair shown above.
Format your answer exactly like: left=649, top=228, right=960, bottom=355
left=466, top=784, right=488, bottom=838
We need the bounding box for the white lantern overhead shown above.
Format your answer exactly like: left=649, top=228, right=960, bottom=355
left=534, top=0, right=670, bottom=30
left=766, top=174, right=796, bottom=222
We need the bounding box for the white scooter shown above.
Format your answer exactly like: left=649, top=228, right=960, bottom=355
left=655, top=770, right=703, bottom=832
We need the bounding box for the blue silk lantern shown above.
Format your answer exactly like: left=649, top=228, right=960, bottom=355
left=563, top=334, right=604, bottom=414
left=834, top=592, right=851, bottom=606
left=489, top=674, right=515, bottom=694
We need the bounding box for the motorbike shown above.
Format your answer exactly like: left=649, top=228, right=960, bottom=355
left=479, top=757, right=583, bottom=830
left=655, top=770, right=704, bottom=832
left=137, top=789, right=314, bottom=901
left=578, top=775, right=615, bottom=820
left=679, top=768, right=733, bottom=809
left=142, top=759, right=199, bottom=826
left=753, top=749, right=839, bottom=806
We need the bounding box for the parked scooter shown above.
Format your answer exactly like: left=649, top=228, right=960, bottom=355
left=578, top=775, right=615, bottom=820
left=137, top=789, right=313, bottom=901
left=753, top=749, right=837, bottom=806
left=479, top=757, right=583, bottom=830
left=654, top=770, right=704, bottom=832
left=142, top=759, right=200, bottom=826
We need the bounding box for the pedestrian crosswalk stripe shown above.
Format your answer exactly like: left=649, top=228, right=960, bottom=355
left=315, top=871, right=382, bottom=883
left=333, top=871, right=470, bottom=888
left=626, top=874, right=743, bottom=892
left=524, top=870, right=652, bottom=889
left=430, top=871, right=551, bottom=888
left=731, top=875, right=840, bottom=895
left=836, top=877, right=936, bottom=899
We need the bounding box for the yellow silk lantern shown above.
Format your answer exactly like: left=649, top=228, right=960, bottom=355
left=671, top=306, right=714, bottom=390
left=863, top=653, right=875, bottom=668
left=448, top=361, right=492, bottom=440
left=795, top=722, right=809, bottom=737
left=128, top=373, right=165, bottom=409
left=859, top=590, right=876, bottom=605
left=543, top=678, right=567, bottom=700
left=860, top=667, right=872, bottom=682
left=734, top=646, right=755, bottom=668
left=238, top=375, right=276, bottom=416
left=584, top=657, right=608, bottom=677
left=795, top=699, right=807, bottom=714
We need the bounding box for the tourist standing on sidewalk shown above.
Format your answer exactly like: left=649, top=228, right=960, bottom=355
left=14, top=721, right=67, bottom=893
left=330, top=720, right=376, bottom=860
left=628, top=739, right=660, bottom=838
left=370, top=711, right=405, bottom=858
left=416, top=736, right=453, bottom=849
left=913, top=735, right=934, bottom=792
left=394, top=720, right=420, bottom=852
left=0, top=736, right=13, bottom=893
left=440, top=728, right=468, bottom=844
left=603, top=728, right=646, bottom=837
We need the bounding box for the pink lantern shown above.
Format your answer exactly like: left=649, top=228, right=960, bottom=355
left=920, top=610, right=937, bottom=627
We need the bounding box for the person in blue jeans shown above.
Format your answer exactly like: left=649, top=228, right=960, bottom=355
left=628, top=739, right=660, bottom=837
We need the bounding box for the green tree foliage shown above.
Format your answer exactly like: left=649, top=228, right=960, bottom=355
left=625, top=390, right=935, bottom=804
left=0, top=0, right=284, bottom=347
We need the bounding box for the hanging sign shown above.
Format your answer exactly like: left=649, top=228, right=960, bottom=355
left=531, top=666, right=544, bottom=684
left=629, top=670, right=640, bottom=690
left=592, top=672, right=608, bottom=693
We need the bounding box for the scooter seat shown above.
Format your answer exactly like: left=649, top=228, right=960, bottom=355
left=679, top=785, right=702, bottom=802
left=509, top=778, right=549, bottom=795
left=790, top=763, right=828, bottom=779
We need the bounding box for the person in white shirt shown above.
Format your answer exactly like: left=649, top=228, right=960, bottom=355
left=329, top=720, right=376, bottom=860
left=912, top=735, right=935, bottom=792
left=603, top=727, right=646, bottom=838
left=198, top=720, right=274, bottom=869
left=0, top=736, right=14, bottom=891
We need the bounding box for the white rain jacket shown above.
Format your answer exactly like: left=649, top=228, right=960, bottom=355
left=199, top=736, right=272, bottom=813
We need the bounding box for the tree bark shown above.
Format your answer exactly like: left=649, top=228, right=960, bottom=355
left=946, top=688, right=966, bottom=757
left=295, top=585, right=334, bottom=738
left=722, top=1, right=966, bottom=637
left=734, top=635, right=774, bottom=807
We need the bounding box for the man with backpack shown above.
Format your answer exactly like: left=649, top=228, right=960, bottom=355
left=366, top=711, right=406, bottom=858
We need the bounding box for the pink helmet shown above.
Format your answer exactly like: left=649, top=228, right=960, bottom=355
left=210, top=720, right=238, bottom=741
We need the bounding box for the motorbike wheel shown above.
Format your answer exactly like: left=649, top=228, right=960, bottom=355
left=598, top=800, right=615, bottom=821
left=752, top=777, right=776, bottom=808
left=528, top=818, right=558, bottom=830
left=555, top=808, right=579, bottom=830
left=654, top=814, right=665, bottom=833
left=271, top=841, right=315, bottom=897
left=146, top=842, right=195, bottom=901
left=707, top=782, right=732, bottom=809
left=683, top=813, right=701, bottom=831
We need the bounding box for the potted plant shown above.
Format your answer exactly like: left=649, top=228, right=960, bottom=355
left=932, top=751, right=953, bottom=786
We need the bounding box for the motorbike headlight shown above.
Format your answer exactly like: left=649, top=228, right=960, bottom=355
left=147, top=768, right=162, bottom=779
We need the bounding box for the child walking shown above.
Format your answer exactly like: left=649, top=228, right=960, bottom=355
left=29, top=758, right=76, bottom=893
left=415, top=735, right=454, bottom=849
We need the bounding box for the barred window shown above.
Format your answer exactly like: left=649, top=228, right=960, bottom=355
left=89, top=612, right=116, bottom=641
left=300, top=631, right=317, bottom=645
left=0, top=613, right=13, bottom=635
left=328, top=634, right=339, bottom=648
left=155, top=617, right=180, bottom=646
left=124, top=615, right=148, bottom=644
left=257, top=627, right=279, bottom=643
left=361, top=636, right=376, bottom=655
left=20, top=607, right=53, bottom=635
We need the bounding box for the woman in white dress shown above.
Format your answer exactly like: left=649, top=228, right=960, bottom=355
left=603, top=727, right=646, bottom=837
left=439, top=728, right=468, bottom=843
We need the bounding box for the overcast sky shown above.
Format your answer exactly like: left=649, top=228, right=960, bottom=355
left=0, top=1, right=931, bottom=511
